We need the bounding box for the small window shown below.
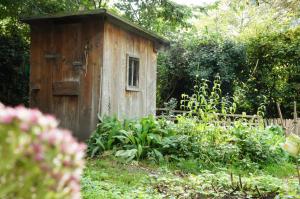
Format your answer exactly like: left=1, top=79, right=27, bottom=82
left=127, top=56, right=140, bottom=91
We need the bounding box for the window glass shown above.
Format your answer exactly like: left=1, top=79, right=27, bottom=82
left=128, top=57, right=139, bottom=89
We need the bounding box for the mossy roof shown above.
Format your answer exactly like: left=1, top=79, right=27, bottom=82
left=21, top=9, right=169, bottom=48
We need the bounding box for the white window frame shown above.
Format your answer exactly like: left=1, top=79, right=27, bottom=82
left=126, top=54, right=140, bottom=91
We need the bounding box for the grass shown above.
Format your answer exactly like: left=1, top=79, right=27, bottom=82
left=81, top=157, right=299, bottom=199
left=81, top=157, right=161, bottom=199
left=262, top=162, right=297, bottom=178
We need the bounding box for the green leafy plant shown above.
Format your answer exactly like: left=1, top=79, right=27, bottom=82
left=87, top=116, right=176, bottom=162
left=87, top=116, right=123, bottom=157
left=87, top=78, right=287, bottom=171
left=180, top=75, right=237, bottom=122
left=88, top=115, right=287, bottom=170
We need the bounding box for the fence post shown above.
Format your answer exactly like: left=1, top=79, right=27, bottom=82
left=294, top=101, right=298, bottom=135
left=277, top=103, right=286, bottom=136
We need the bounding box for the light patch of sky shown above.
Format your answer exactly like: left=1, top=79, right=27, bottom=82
left=109, top=0, right=217, bottom=7
left=173, top=0, right=217, bottom=6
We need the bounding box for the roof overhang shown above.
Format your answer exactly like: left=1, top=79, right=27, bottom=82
left=21, top=9, right=170, bottom=51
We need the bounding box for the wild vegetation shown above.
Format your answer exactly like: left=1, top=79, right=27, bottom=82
left=86, top=78, right=299, bottom=198
left=85, top=117, right=298, bottom=198
left=87, top=115, right=288, bottom=170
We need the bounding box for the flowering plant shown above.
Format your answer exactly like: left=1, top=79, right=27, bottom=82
left=0, top=104, right=86, bottom=199
left=281, top=134, right=300, bottom=157
left=281, top=133, right=300, bottom=187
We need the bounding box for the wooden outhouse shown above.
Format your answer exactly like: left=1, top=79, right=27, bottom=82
left=22, top=9, right=169, bottom=140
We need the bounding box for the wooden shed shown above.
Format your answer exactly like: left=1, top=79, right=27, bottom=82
left=22, top=9, right=169, bottom=140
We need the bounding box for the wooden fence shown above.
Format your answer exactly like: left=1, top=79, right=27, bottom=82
left=156, top=108, right=262, bottom=127
left=265, top=118, right=300, bottom=135
left=156, top=108, right=299, bottom=135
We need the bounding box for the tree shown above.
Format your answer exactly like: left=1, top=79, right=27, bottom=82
left=193, top=0, right=299, bottom=40
left=242, top=26, right=300, bottom=117
left=114, top=0, right=193, bottom=37
left=157, top=33, right=247, bottom=107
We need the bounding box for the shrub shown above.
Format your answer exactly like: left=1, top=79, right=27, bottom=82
left=0, top=31, right=29, bottom=106
left=0, top=104, right=86, bottom=199
left=87, top=115, right=287, bottom=170
left=157, top=36, right=247, bottom=107
left=87, top=78, right=287, bottom=169
left=87, top=115, right=176, bottom=162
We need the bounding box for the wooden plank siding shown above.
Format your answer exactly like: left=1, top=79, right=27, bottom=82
left=101, top=21, right=157, bottom=119
left=77, top=18, right=103, bottom=140
left=30, top=22, right=53, bottom=113
left=29, top=18, right=103, bottom=140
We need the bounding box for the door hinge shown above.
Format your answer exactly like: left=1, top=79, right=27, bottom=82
left=44, top=53, right=61, bottom=59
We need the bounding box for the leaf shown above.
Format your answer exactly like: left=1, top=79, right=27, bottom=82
left=153, top=149, right=164, bottom=162
left=115, top=149, right=138, bottom=162
left=91, top=146, right=99, bottom=158
left=95, top=138, right=105, bottom=151
left=137, top=144, right=143, bottom=159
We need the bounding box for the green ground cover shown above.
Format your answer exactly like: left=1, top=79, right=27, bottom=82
left=82, top=157, right=299, bottom=199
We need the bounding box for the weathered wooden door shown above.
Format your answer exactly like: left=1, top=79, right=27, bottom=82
left=50, top=23, right=83, bottom=134
left=30, top=19, right=103, bottom=140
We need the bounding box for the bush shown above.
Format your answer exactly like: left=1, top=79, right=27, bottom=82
left=87, top=115, right=176, bottom=162
left=88, top=77, right=287, bottom=169
left=244, top=27, right=300, bottom=117
left=157, top=35, right=247, bottom=107
left=87, top=115, right=287, bottom=170
left=0, top=30, right=29, bottom=106
left=0, top=104, right=86, bottom=199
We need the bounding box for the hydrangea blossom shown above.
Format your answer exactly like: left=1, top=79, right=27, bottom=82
left=0, top=104, right=86, bottom=199
left=281, top=134, right=300, bottom=157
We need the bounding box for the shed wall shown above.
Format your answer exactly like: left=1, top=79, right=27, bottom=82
left=101, top=21, right=157, bottom=118
left=29, top=18, right=103, bottom=140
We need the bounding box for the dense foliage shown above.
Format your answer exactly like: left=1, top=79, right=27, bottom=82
left=87, top=115, right=287, bottom=169
left=0, top=104, right=86, bottom=199
left=114, top=0, right=192, bottom=36
left=156, top=0, right=300, bottom=118
left=157, top=39, right=247, bottom=107
left=0, top=28, right=29, bottom=106
left=88, top=79, right=288, bottom=169
left=242, top=27, right=300, bottom=117
left=157, top=26, right=300, bottom=117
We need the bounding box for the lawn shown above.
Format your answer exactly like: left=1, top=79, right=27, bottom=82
left=82, top=157, right=299, bottom=199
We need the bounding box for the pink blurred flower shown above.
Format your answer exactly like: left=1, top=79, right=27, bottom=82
left=0, top=104, right=86, bottom=198
left=0, top=107, right=16, bottom=124
left=34, top=153, right=44, bottom=161
left=20, top=122, right=30, bottom=132
left=38, top=115, right=58, bottom=129
left=32, top=143, right=42, bottom=153
left=15, top=106, right=36, bottom=123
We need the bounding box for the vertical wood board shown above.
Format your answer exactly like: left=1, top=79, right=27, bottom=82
left=101, top=21, right=157, bottom=119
